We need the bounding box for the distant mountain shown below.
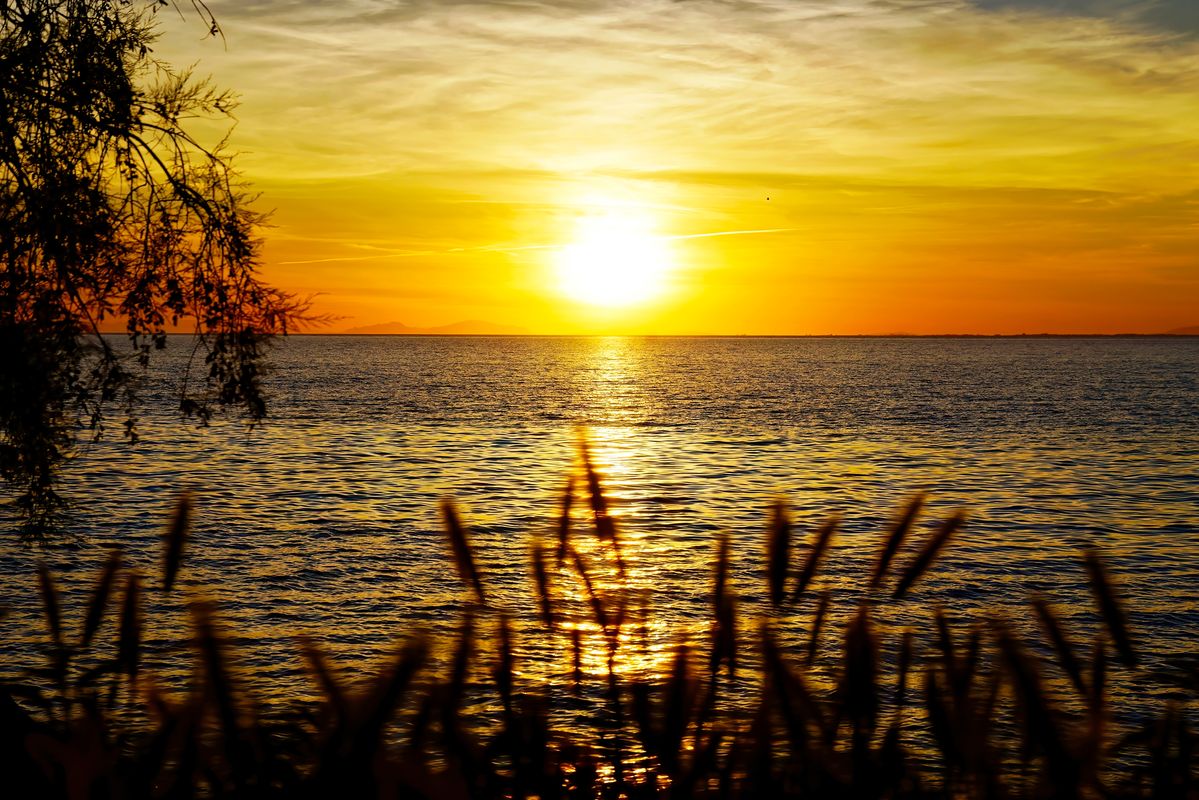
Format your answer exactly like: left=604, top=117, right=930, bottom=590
left=1164, top=325, right=1199, bottom=335
left=342, top=320, right=528, bottom=335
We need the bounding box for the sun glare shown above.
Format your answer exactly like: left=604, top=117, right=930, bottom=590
left=555, top=210, right=674, bottom=308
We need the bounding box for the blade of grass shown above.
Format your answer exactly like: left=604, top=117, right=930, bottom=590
left=843, top=604, right=880, bottom=738
left=116, top=571, right=142, bottom=683
left=579, top=441, right=624, bottom=576
left=1083, top=548, right=1137, bottom=668
left=579, top=439, right=609, bottom=521
left=894, top=629, right=914, bottom=722
left=299, top=635, right=346, bottom=719
left=442, top=500, right=486, bottom=604
left=569, top=544, right=609, bottom=636
left=571, top=627, right=583, bottom=689
left=494, top=613, right=515, bottom=719
left=662, top=643, right=692, bottom=775
left=805, top=589, right=832, bottom=665
left=714, top=531, right=730, bottom=609
left=191, top=600, right=242, bottom=751
left=79, top=549, right=122, bottom=648
left=531, top=540, right=556, bottom=629
left=555, top=476, right=574, bottom=566
left=995, top=622, right=1073, bottom=778
left=762, top=623, right=829, bottom=743
left=162, top=491, right=192, bottom=593
left=870, top=493, right=925, bottom=589
left=713, top=592, right=738, bottom=679
left=36, top=564, right=62, bottom=648
left=792, top=515, right=837, bottom=603
left=767, top=500, right=791, bottom=608
left=891, top=510, right=966, bottom=599
left=1032, top=596, right=1088, bottom=699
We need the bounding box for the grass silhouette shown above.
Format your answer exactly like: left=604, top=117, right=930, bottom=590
left=1, top=445, right=1195, bottom=798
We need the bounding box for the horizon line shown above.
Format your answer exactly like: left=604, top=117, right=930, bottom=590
left=106, top=331, right=1199, bottom=339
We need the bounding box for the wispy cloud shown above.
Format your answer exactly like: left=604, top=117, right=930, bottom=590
left=169, top=0, right=1198, bottom=191
left=153, top=0, right=1199, bottom=332
left=279, top=226, right=799, bottom=265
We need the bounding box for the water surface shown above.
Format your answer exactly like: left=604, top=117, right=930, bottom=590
left=1, top=336, right=1196, bottom=727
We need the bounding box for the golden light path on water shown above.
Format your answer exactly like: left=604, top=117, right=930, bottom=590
left=0, top=335, right=1196, bottom=756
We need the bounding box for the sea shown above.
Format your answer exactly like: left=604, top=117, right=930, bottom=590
left=1, top=335, right=1196, bottom=731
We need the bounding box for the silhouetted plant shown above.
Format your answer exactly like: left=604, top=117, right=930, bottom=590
left=1, top=450, right=1194, bottom=797
left=0, top=1, right=307, bottom=536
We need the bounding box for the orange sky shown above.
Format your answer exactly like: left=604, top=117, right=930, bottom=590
left=156, top=0, right=1198, bottom=334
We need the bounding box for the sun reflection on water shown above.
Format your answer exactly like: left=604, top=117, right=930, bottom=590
left=554, top=339, right=712, bottom=683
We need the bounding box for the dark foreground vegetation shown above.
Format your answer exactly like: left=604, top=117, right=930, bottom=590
left=2, top=449, right=1196, bottom=799
left=1, top=0, right=304, bottom=534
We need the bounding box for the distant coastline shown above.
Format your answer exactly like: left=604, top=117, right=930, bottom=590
left=326, top=322, right=1199, bottom=338
left=310, top=332, right=1199, bottom=338
left=341, top=320, right=529, bottom=336
left=102, top=328, right=1199, bottom=338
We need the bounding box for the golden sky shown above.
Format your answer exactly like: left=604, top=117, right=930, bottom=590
left=158, top=0, right=1198, bottom=334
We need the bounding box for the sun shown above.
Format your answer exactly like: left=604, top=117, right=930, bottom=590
left=555, top=210, right=674, bottom=307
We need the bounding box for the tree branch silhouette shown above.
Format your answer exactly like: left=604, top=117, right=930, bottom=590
left=1, top=0, right=313, bottom=537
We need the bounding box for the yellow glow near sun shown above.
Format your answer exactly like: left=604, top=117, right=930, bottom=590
left=555, top=208, right=674, bottom=307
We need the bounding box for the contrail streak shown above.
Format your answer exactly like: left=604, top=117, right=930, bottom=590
left=667, top=227, right=797, bottom=241
left=278, top=227, right=796, bottom=265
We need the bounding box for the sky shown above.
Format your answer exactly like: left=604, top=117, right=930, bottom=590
left=155, top=0, right=1198, bottom=334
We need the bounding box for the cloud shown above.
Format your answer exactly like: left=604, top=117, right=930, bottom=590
left=146, top=1, right=1199, bottom=332
left=969, top=1, right=1199, bottom=37
left=162, top=0, right=1198, bottom=192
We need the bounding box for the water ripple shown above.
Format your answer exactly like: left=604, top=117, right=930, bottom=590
left=0, top=336, right=1196, bottom=731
